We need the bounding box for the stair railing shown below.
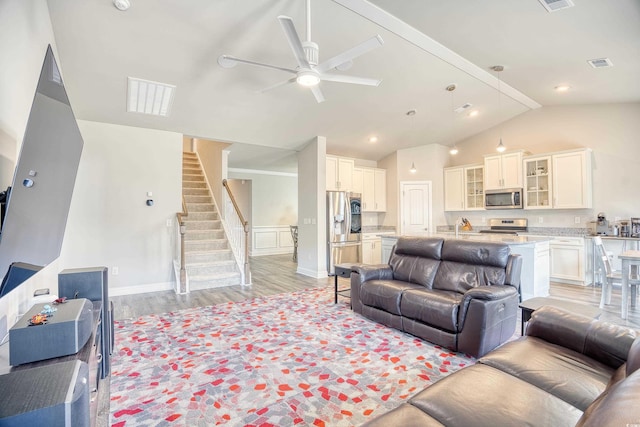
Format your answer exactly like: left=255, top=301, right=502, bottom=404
left=174, top=196, right=189, bottom=294
left=222, top=179, right=251, bottom=285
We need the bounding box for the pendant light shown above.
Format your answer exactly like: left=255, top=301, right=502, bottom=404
left=446, top=84, right=459, bottom=155
left=410, top=162, right=417, bottom=173
left=492, top=65, right=506, bottom=153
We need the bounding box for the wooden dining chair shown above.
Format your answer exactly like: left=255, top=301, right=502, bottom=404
left=593, top=236, right=639, bottom=311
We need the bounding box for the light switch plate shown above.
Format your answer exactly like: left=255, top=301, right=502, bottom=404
left=575, top=216, right=581, bottom=224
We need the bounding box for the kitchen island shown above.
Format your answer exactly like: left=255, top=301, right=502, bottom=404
left=380, top=233, right=550, bottom=300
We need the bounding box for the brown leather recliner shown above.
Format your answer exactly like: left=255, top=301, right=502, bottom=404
left=351, top=236, right=522, bottom=358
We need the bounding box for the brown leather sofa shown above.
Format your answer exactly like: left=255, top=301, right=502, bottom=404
left=351, top=237, right=523, bottom=357
left=362, top=306, right=640, bottom=427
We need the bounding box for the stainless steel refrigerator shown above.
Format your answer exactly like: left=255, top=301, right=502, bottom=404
left=327, top=191, right=361, bottom=274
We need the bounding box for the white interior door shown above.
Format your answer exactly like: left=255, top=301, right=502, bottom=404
left=400, top=181, right=432, bottom=235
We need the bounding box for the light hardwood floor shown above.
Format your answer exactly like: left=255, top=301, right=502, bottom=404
left=111, top=254, right=640, bottom=330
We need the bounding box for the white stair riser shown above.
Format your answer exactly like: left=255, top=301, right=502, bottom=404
left=189, top=274, right=242, bottom=290
left=187, top=262, right=237, bottom=275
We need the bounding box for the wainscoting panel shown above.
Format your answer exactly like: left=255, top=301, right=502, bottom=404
left=252, top=226, right=295, bottom=256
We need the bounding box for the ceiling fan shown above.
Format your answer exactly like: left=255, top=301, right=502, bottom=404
left=217, top=0, right=384, bottom=103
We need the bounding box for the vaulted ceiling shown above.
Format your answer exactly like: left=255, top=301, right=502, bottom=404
left=46, top=0, right=640, bottom=172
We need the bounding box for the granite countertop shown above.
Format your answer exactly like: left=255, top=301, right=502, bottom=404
left=379, top=232, right=550, bottom=245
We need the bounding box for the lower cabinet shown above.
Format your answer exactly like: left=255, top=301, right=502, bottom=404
left=362, top=236, right=382, bottom=264
left=549, top=237, right=592, bottom=285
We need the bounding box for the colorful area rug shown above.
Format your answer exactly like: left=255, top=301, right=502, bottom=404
left=110, top=286, right=475, bottom=426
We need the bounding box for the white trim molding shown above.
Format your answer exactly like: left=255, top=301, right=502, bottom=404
left=251, top=225, right=296, bottom=256
left=110, top=281, right=174, bottom=296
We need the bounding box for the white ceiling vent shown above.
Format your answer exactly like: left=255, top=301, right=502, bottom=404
left=587, top=58, right=614, bottom=68
left=538, top=0, right=575, bottom=13
left=127, top=77, right=175, bottom=116
left=454, top=103, right=472, bottom=113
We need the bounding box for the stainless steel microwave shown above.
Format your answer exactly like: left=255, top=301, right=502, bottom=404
left=484, top=188, right=523, bottom=210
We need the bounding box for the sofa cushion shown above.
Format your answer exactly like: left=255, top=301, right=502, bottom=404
left=433, top=261, right=507, bottom=293
left=442, top=240, right=510, bottom=267
left=479, top=336, right=615, bottom=411
left=576, top=369, right=640, bottom=427
left=360, top=280, right=423, bottom=315
left=401, top=288, right=462, bottom=332
left=408, top=364, right=583, bottom=427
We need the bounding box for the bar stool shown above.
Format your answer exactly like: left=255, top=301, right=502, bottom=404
left=593, top=236, right=639, bottom=313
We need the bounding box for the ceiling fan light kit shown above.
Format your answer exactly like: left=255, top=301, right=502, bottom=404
left=217, top=0, right=384, bottom=103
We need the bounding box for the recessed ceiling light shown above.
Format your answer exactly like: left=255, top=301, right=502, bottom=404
left=555, top=85, right=571, bottom=92
left=127, top=77, right=175, bottom=116
left=454, top=103, right=472, bottom=113
left=468, top=110, right=479, bottom=117
left=113, top=0, right=130, bottom=11
left=368, top=136, right=378, bottom=143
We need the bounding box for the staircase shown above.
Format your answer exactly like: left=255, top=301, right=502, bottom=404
left=181, top=152, right=241, bottom=290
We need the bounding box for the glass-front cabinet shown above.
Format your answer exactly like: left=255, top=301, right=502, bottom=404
left=465, top=165, right=484, bottom=210
left=524, top=156, right=552, bottom=209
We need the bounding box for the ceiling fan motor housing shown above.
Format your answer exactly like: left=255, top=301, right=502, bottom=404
left=302, top=41, right=319, bottom=66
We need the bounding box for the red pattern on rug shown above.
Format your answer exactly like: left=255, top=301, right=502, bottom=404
left=110, top=286, right=474, bottom=426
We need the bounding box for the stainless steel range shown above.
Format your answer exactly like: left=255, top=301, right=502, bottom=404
left=479, top=218, right=528, bottom=235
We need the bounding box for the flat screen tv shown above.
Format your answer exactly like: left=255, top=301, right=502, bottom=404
left=0, top=45, right=84, bottom=298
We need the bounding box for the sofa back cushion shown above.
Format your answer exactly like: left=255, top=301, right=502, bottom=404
left=626, top=336, right=640, bottom=377
left=389, top=237, right=443, bottom=288
left=432, top=240, right=510, bottom=293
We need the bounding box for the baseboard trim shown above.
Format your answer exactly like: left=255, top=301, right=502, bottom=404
left=110, top=281, right=174, bottom=296
left=296, top=266, right=328, bottom=279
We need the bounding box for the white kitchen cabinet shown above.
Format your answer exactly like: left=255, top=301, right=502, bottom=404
left=510, top=240, right=550, bottom=300
left=352, top=167, right=363, bottom=194
left=552, top=149, right=592, bottom=209
left=362, top=235, right=382, bottom=264
left=484, top=151, right=523, bottom=190
left=361, top=167, right=386, bottom=212
left=381, top=236, right=396, bottom=264
left=374, top=169, right=386, bottom=212
left=549, top=237, right=586, bottom=284
left=444, top=167, right=465, bottom=211
left=445, top=165, right=483, bottom=211
left=524, top=156, right=552, bottom=209
left=464, top=165, right=484, bottom=210
left=326, top=156, right=354, bottom=191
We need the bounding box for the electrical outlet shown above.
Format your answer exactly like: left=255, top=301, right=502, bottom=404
left=538, top=217, right=544, bottom=224
left=575, top=216, right=581, bottom=224
left=112, top=266, right=119, bottom=276
left=311, top=218, right=316, bottom=225
left=481, top=217, right=486, bottom=224
left=166, top=219, right=172, bottom=227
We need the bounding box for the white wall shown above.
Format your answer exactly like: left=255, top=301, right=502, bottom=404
left=443, top=103, right=640, bottom=228
left=228, top=171, right=298, bottom=227
left=0, top=0, right=61, bottom=335
left=297, top=137, right=327, bottom=278
left=0, top=1, right=58, bottom=189
left=59, top=121, right=182, bottom=295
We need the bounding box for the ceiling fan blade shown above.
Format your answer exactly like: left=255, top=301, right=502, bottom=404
left=259, top=77, right=296, bottom=93
left=310, top=85, right=325, bottom=103
left=315, top=35, right=384, bottom=74
left=277, top=16, right=311, bottom=69
left=217, top=55, right=297, bottom=74
left=319, top=73, right=382, bottom=86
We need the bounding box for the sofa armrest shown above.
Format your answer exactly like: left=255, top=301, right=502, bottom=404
left=352, top=264, right=393, bottom=282
left=458, top=285, right=518, bottom=331
left=527, top=306, right=637, bottom=369
left=504, top=254, right=522, bottom=291
left=350, top=265, right=393, bottom=314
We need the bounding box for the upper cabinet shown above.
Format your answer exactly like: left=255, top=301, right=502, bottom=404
left=444, top=167, right=465, bottom=211
left=326, top=156, right=354, bottom=191
left=524, top=156, right=552, bottom=209
left=362, top=167, right=386, bottom=212
left=552, top=149, right=592, bottom=209
left=523, top=149, right=592, bottom=209
left=445, top=165, right=484, bottom=211
left=484, top=151, right=524, bottom=190
left=465, top=165, right=484, bottom=210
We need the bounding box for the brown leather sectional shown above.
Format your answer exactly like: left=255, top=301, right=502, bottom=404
left=351, top=236, right=523, bottom=357
left=362, top=306, right=640, bottom=426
